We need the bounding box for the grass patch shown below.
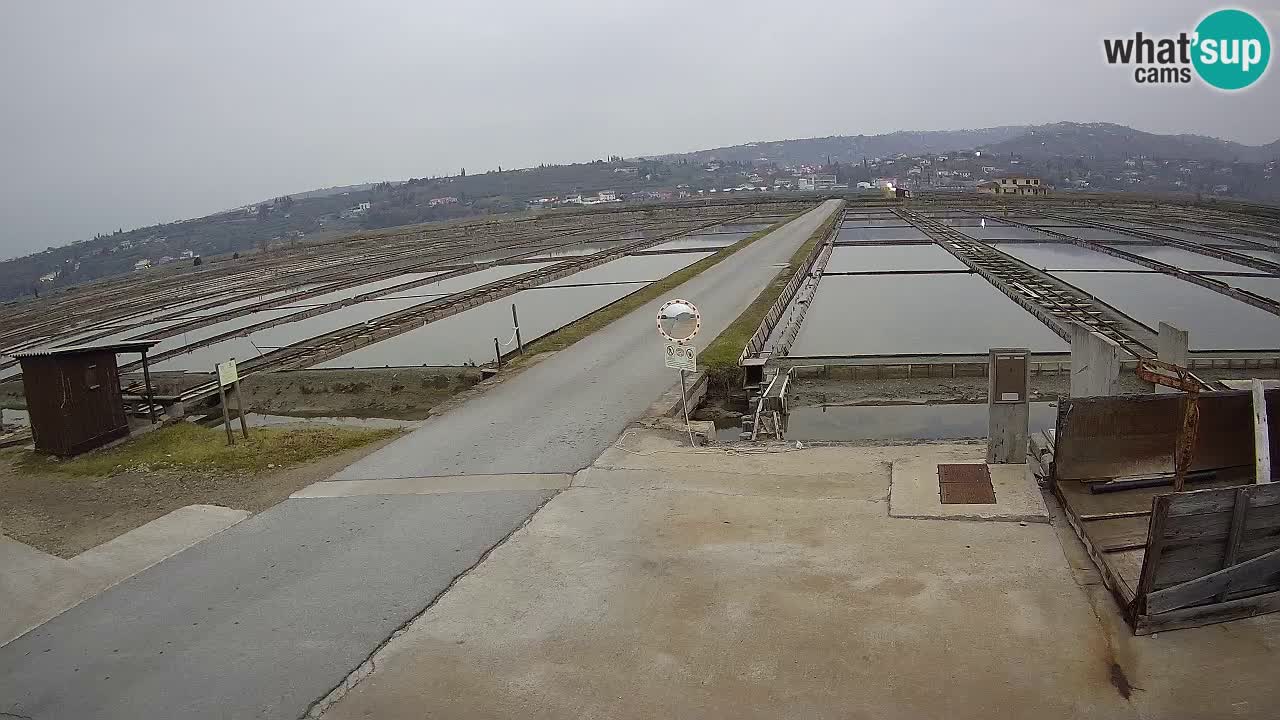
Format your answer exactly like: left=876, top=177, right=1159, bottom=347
left=517, top=212, right=804, bottom=358
left=18, top=422, right=398, bottom=477
left=697, top=206, right=841, bottom=387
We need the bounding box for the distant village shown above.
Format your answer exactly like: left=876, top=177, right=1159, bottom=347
left=10, top=140, right=1276, bottom=300
left=521, top=149, right=1276, bottom=211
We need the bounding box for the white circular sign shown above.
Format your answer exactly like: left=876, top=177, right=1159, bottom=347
left=657, top=299, right=700, bottom=342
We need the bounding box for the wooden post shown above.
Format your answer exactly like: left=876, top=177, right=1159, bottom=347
left=494, top=338, right=502, bottom=368
left=216, top=366, right=234, bottom=446
left=512, top=304, right=523, bottom=355
left=233, top=378, right=249, bottom=441
left=140, top=348, right=157, bottom=424
left=230, top=356, right=249, bottom=440
left=1253, top=378, right=1271, bottom=484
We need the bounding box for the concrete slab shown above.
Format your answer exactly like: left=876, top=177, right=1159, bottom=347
left=2, top=505, right=249, bottom=647
left=292, top=473, right=572, bottom=498
left=314, top=432, right=1280, bottom=720
left=0, top=536, right=96, bottom=648
left=70, top=505, right=250, bottom=580
left=316, top=438, right=1132, bottom=720
left=890, top=457, right=1050, bottom=523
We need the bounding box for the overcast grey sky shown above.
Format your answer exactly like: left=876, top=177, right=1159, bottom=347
left=2, top=1, right=1277, bottom=259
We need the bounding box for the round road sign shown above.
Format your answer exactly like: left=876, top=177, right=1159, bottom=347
left=657, top=299, right=700, bottom=342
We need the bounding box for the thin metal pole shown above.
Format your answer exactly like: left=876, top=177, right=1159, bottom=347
left=140, top=349, right=157, bottom=424
left=216, top=366, right=234, bottom=446
left=494, top=338, right=502, bottom=368
left=512, top=303, right=523, bottom=355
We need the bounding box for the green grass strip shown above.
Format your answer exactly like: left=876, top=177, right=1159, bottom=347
left=19, top=422, right=398, bottom=476
left=697, top=207, right=840, bottom=385
left=517, top=213, right=804, bottom=358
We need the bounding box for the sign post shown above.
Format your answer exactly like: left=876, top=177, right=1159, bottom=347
left=215, top=358, right=249, bottom=444
left=657, top=299, right=701, bottom=437
left=215, top=360, right=235, bottom=446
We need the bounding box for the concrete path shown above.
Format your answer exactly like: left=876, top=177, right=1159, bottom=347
left=317, top=432, right=1280, bottom=720
left=0, top=491, right=555, bottom=720
left=0, top=201, right=840, bottom=720
left=1, top=505, right=249, bottom=646
left=330, top=199, right=842, bottom=479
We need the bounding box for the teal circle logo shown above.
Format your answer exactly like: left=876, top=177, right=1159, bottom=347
left=1192, top=9, right=1271, bottom=90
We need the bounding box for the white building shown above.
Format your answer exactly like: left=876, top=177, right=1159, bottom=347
left=134, top=259, right=152, bottom=271
left=797, top=174, right=837, bottom=191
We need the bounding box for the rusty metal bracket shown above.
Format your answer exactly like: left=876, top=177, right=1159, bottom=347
left=1136, top=358, right=1209, bottom=491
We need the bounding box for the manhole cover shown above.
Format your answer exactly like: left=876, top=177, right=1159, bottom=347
left=938, top=463, right=991, bottom=485
left=938, top=463, right=996, bottom=505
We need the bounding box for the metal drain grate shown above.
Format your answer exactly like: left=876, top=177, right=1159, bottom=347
left=938, top=463, right=996, bottom=504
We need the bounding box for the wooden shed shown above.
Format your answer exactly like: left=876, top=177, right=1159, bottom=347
left=12, top=340, right=160, bottom=456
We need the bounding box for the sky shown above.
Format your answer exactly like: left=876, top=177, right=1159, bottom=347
left=2, top=1, right=1278, bottom=260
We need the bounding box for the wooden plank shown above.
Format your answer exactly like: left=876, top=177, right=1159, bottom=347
left=1145, top=546, right=1280, bottom=614
left=1154, top=535, right=1280, bottom=589
left=1254, top=379, right=1272, bottom=484
left=1080, top=510, right=1151, bottom=521
left=1105, top=549, right=1146, bottom=599
left=1216, top=488, right=1250, bottom=602
left=1082, top=516, right=1151, bottom=552
left=1136, top=588, right=1280, bottom=635
left=1135, top=495, right=1171, bottom=602
left=1053, top=476, right=1242, bottom=517
left=1052, top=480, right=1138, bottom=605
left=1053, top=391, right=1260, bottom=482
left=1163, top=502, right=1280, bottom=544
left=1166, top=482, right=1280, bottom=517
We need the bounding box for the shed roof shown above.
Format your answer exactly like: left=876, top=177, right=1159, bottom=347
left=12, top=339, right=161, bottom=359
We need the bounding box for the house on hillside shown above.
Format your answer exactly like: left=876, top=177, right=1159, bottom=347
left=133, top=259, right=152, bottom=271
left=582, top=190, right=620, bottom=205
left=978, top=175, right=1049, bottom=196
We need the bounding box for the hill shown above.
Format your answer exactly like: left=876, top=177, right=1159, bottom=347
left=3, top=122, right=1278, bottom=304
left=654, top=122, right=1280, bottom=167
left=977, top=122, right=1280, bottom=163
left=652, top=126, right=1031, bottom=165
